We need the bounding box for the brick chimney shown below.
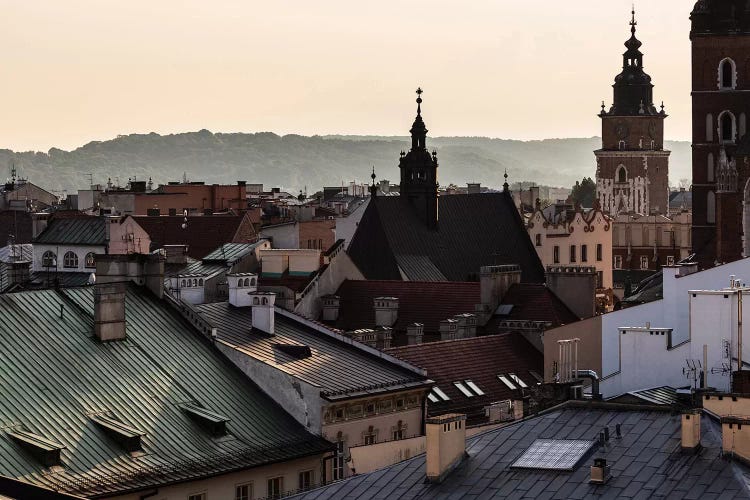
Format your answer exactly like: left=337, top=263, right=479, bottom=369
left=94, top=281, right=127, bottom=341
left=407, top=323, right=424, bottom=345
left=249, top=292, right=276, bottom=335
left=425, top=414, right=467, bottom=483
left=374, top=297, right=399, bottom=327
left=321, top=295, right=340, bottom=322
left=227, top=273, right=258, bottom=307
left=682, top=410, right=701, bottom=451
left=477, top=265, right=521, bottom=324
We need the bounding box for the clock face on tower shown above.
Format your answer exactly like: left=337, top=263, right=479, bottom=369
left=615, top=122, right=629, bottom=140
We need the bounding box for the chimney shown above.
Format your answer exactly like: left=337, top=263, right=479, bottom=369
left=227, top=273, right=259, bottom=307
left=467, top=183, right=481, bottom=195
left=146, top=208, right=160, bottom=216
left=722, top=416, right=750, bottom=461
left=545, top=266, right=597, bottom=319
left=453, top=313, right=477, bottom=339
left=7, top=260, right=30, bottom=287
left=374, top=297, right=399, bottom=327
left=590, top=458, right=611, bottom=484
left=439, top=318, right=458, bottom=341
left=94, top=281, right=127, bottom=341
left=425, top=414, right=467, bottom=483
left=163, top=245, right=188, bottom=265
left=478, top=265, right=522, bottom=322
left=250, top=292, right=276, bottom=335
left=375, top=326, right=392, bottom=350
left=95, top=253, right=164, bottom=299
left=407, top=323, right=424, bottom=345
left=682, top=410, right=701, bottom=451
left=321, top=295, right=340, bottom=322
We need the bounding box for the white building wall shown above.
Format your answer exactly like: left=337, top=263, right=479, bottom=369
left=335, top=198, right=370, bottom=249
left=32, top=244, right=105, bottom=273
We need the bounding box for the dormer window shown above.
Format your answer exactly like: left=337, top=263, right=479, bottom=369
left=719, top=58, right=737, bottom=89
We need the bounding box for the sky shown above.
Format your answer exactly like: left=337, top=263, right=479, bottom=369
left=1, top=1, right=693, bottom=152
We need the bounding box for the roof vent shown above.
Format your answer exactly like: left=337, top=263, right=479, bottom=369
left=90, top=414, right=145, bottom=453
left=274, top=343, right=312, bottom=360
left=8, top=429, right=65, bottom=467
left=180, top=402, right=230, bottom=437
left=590, top=458, right=611, bottom=484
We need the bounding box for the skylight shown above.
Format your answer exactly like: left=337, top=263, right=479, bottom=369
left=427, top=393, right=439, bottom=403
left=509, top=373, right=528, bottom=388
left=497, top=374, right=517, bottom=390
left=454, top=382, right=475, bottom=398
left=511, top=439, right=596, bottom=471
left=465, top=380, right=485, bottom=396
left=529, top=370, right=544, bottom=383
left=432, top=386, right=450, bottom=401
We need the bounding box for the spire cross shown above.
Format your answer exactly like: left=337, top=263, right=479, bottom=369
left=630, top=5, right=637, bottom=34
left=415, top=87, right=424, bottom=115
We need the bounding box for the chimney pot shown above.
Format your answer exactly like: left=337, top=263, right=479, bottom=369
left=590, top=458, right=611, bottom=484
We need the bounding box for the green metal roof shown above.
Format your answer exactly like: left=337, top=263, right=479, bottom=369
left=33, top=218, right=106, bottom=246
left=202, top=241, right=267, bottom=264
left=0, top=286, right=331, bottom=497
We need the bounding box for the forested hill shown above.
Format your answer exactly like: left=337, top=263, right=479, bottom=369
left=0, top=131, right=691, bottom=195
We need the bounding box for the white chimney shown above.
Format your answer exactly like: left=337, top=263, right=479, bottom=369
left=250, top=292, right=276, bottom=335
left=426, top=414, right=467, bottom=483
left=321, top=295, right=340, bottom=322
left=374, top=297, right=399, bottom=327
left=227, top=273, right=258, bottom=307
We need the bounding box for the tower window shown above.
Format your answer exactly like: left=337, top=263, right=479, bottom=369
left=569, top=245, right=577, bottom=263
left=707, top=191, right=716, bottom=224
left=706, top=113, right=714, bottom=142
left=720, top=111, right=736, bottom=143
left=553, top=246, right=560, bottom=264
left=708, top=152, right=715, bottom=182
left=719, top=58, right=736, bottom=89
left=616, top=165, right=627, bottom=183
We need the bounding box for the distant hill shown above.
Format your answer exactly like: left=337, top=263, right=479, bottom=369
left=0, top=131, right=692, bottom=195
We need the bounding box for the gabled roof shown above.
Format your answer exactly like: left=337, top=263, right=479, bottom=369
left=33, top=217, right=106, bottom=246
left=290, top=403, right=750, bottom=499
left=385, top=334, right=542, bottom=423
left=333, top=279, right=480, bottom=338
left=0, top=286, right=330, bottom=497
left=348, top=194, right=545, bottom=283
left=133, top=214, right=254, bottom=259
left=194, top=303, right=430, bottom=400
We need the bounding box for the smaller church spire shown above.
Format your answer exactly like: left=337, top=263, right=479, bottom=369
left=503, top=169, right=509, bottom=192
left=369, top=166, right=378, bottom=198
left=410, top=87, right=428, bottom=150
left=630, top=5, right=637, bottom=35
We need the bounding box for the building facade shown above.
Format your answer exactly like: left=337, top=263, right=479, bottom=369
left=690, top=1, right=750, bottom=266
left=595, top=11, right=670, bottom=217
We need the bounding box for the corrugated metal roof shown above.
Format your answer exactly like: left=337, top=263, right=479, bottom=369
left=202, top=241, right=267, bottom=264
left=0, top=245, right=32, bottom=264
left=33, top=218, right=106, bottom=246
left=0, top=286, right=330, bottom=497
left=195, top=302, right=429, bottom=399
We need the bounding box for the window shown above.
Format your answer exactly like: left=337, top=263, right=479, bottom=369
left=708, top=152, right=715, bottom=182
left=267, top=477, right=283, bottom=499
left=250, top=278, right=256, bottom=286
left=63, top=251, right=78, bottom=269
left=243, top=278, right=250, bottom=287
left=298, top=470, right=314, bottom=492
left=432, top=386, right=450, bottom=401
left=597, top=271, right=603, bottom=288
left=454, top=381, right=475, bottom=398
left=198, top=278, right=203, bottom=286
left=640, top=255, right=649, bottom=270
left=42, top=250, right=56, bottom=268
left=721, top=111, right=736, bottom=143
left=188, top=494, right=206, bottom=500
left=427, top=392, right=439, bottom=403
left=666, top=256, right=675, bottom=266
left=614, top=255, right=623, bottom=269
left=719, top=58, right=736, bottom=89
left=364, top=426, right=376, bottom=445
left=616, top=165, right=627, bottom=183
left=509, top=373, right=528, bottom=388
left=498, top=374, right=517, bottom=390
left=581, top=245, right=588, bottom=263
left=465, top=380, right=485, bottom=396
left=235, top=483, right=253, bottom=500
left=253, top=297, right=260, bottom=305
left=393, top=420, right=405, bottom=440
left=84, top=252, right=96, bottom=268
left=596, top=244, right=603, bottom=262
left=553, top=245, right=560, bottom=264
left=569, top=245, right=576, bottom=263
left=706, top=113, right=714, bottom=142
left=535, top=234, right=541, bottom=246
left=707, top=191, right=716, bottom=224
left=333, top=437, right=345, bottom=480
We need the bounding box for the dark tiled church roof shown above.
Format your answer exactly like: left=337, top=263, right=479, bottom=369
left=347, top=193, right=545, bottom=283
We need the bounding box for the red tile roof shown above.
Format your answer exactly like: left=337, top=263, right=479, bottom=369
left=385, top=334, right=542, bottom=424
left=496, top=283, right=580, bottom=326
left=333, top=279, right=480, bottom=335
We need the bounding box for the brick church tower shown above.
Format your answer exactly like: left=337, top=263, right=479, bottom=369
left=595, top=10, right=670, bottom=216
left=690, top=0, right=750, bottom=266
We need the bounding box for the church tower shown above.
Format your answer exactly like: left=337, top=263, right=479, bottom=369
left=399, top=88, right=439, bottom=229
left=595, top=10, right=670, bottom=216
left=690, top=0, right=750, bottom=266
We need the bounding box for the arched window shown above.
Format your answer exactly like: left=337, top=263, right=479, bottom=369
left=243, top=278, right=250, bottom=287
left=84, top=252, right=96, bottom=268
left=192, top=278, right=198, bottom=287
left=250, top=278, right=256, bottom=286
left=616, top=165, right=627, bottom=183
left=707, top=191, right=716, bottom=224
left=42, top=251, right=56, bottom=268
left=708, top=152, right=715, bottom=182
left=262, top=297, right=268, bottom=305
left=198, top=278, right=203, bottom=286
left=720, top=111, right=736, bottom=143
left=741, top=113, right=747, bottom=138
left=63, top=251, right=78, bottom=269
left=719, top=58, right=736, bottom=89
left=181, top=279, right=186, bottom=287
left=253, top=297, right=260, bottom=305
left=707, top=113, right=714, bottom=142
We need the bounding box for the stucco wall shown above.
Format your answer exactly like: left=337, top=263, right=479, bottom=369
left=543, top=315, right=602, bottom=382
left=294, top=250, right=364, bottom=319
left=348, top=435, right=426, bottom=475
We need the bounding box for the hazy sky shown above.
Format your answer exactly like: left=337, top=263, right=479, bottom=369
left=1, top=1, right=693, bottom=152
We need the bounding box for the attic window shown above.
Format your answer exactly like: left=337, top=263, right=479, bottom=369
left=431, top=386, right=451, bottom=402
left=273, top=343, right=312, bottom=360
left=512, top=439, right=596, bottom=471
left=90, top=414, right=145, bottom=453
left=454, top=382, right=475, bottom=398
left=8, top=430, right=65, bottom=467
left=498, top=374, right=517, bottom=390
left=180, top=403, right=230, bottom=437
left=464, top=380, right=485, bottom=396
left=509, top=373, right=528, bottom=388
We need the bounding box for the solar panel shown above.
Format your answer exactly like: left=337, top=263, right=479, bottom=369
left=511, top=439, right=595, bottom=471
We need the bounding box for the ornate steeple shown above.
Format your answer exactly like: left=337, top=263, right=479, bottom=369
left=410, top=87, right=428, bottom=150
left=370, top=166, right=378, bottom=198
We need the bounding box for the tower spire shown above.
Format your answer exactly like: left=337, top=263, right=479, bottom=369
left=370, top=166, right=378, bottom=198
left=410, top=87, right=428, bottom=150
left=630, top=5, right=637, bottom=35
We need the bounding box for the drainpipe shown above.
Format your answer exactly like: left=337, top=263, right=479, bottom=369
left=576, top=369, right=602, bottom=400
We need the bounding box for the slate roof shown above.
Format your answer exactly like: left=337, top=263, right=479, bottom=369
left=0, top=211, right=33, bottom=245
left=669, top=190, right=692, bottom=212
left=333, top=280, right=480, bottom=344
left=33, top=217, right=106, bottom=246
left=484, top=283, right=581, bottom=332
left=385, top=334, right=542, bottom=424
left=291, top=403, right=750, bottom=500
left=348, top=194, right=545, bottom=283
left=194, top=303, right=431, bottom=400
left=133, top=214, right=253, bottom=259
left=0, top=286, right=331, bottom=497
left=608, top=387, right=682, bottom=407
